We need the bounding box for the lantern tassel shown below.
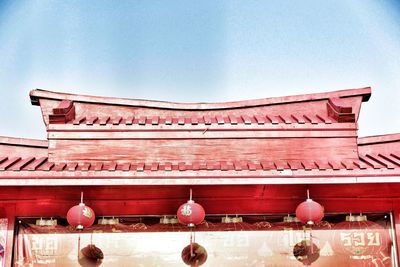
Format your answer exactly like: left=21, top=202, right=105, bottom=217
left=190, top=229, right=194, bottom=257
left=77, top=234, right=81, bottom=259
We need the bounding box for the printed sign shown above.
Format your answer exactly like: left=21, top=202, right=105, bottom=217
left=0, top=219, right=7, bottom=267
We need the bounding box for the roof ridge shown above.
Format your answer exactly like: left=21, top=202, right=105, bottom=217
left=30, top=87, right=371, bottom=111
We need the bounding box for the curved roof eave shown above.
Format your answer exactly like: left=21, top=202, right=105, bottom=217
left=30, top=87, right=371, bottom=111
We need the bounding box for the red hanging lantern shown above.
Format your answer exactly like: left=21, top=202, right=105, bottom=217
left=177, top=190, right=205, bottom=227
left=78, top=244, right=104, bottom=267
left=177, top=189, right=206, bottom=266
left=181, top=242, right=207, bottom=267
left=293, top=240, right=320, bottom=266
left=332, top=214, right=390, bottom=259
left=296, top=190, right=324, bottom=225
left=67, top=192, right=96, bottom=230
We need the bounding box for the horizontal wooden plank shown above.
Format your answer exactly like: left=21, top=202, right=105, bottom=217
left=1, top=166, right=399, bottom=178
left=47, top=137, right=359, bottom=164
left=48, top=122, right=357, bottom=131
left=48, top=129, right=357, bottom=140
left=4, top=176, right=400, bottom=186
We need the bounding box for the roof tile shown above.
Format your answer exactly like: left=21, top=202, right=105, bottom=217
left=366, top=154, right=395, bottom=169
left=301, top=160, right=316, bottom=170
left=85, top=116, right=98, bottom=125
left=315, top=160, right=330, bottom=170
left=63, top=112, right=345, bottom=126
left=125, top=116, right=134, bottom=125
left=274, top=160, right=289, bottom=171
left=328, top=161, right=342, bottom=170
left=112, top=116, right=122, bottom=125
left=279, top=115, right=292, bottom=124
left=341, top=160, right=354, bottom=170
left=260, top=161, right=275, bottom=170
left=0, top=157, right=21, bottom=171
left=9, top=156, right=35, bottom=171
left=25, top=157, right=47, bottom=171
left=99, top=116, right=109, bottom=125
left=79, top=162, right=91, bottom=171
left=287, top=160, right=303, bottom=170
left=1, top=154, right=399, bottom=173
left=291, top=114, right=305, bottom=124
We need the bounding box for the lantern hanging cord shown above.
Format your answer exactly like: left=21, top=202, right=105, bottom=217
left=307, top=189, right=310, bottom=199
left=190, top=188, right=193, bottom=201
left=80, top=191, right=83, bottom=203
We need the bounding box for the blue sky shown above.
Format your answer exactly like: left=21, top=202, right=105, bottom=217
left=0, top=0, right=399, bottom=139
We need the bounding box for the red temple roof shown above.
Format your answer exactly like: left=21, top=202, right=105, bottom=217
left=28, top=87, right=372, bottom=164
left=1, top=87, right=399, bottom=185
left=0, top=135, right=398, bottom=184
